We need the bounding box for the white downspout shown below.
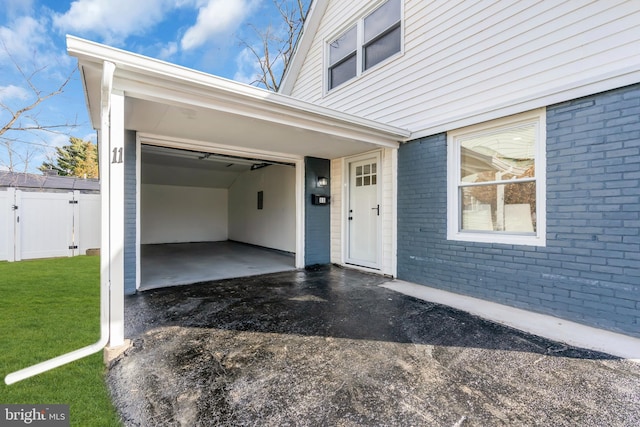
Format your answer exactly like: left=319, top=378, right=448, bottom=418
left=5, top=61, right=116, bottom=385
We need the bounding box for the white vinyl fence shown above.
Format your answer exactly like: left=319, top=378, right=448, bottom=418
left=0, top=188, right=100, bottom=262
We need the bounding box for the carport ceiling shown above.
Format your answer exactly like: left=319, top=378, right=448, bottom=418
left=126, top=98, right=379, bottom=159
left=68, top=36, right=410, bottom=160
left=125, top=97, right=348, bottom=158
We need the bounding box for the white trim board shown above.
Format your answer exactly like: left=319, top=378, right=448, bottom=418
left=382, top=280, right=640, bottom=361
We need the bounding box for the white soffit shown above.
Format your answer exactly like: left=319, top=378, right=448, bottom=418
left=67, top=36, right=409, bottom=159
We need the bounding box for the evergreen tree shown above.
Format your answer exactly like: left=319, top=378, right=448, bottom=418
left=39, top=137, right=99, bottom=178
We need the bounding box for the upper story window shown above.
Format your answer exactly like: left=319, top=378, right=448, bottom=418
left=328, top=0, right=402, bottom=91
left=447, top=109, right=547, bottom=246
left=329, top=26, right=357, bottom=90
left=363, top=0, right=402, bottom=70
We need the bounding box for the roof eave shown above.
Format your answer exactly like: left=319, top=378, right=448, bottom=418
left=66, top=35, right=409, bottom=147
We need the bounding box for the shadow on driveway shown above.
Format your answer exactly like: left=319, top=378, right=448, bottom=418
left=108, top=266, right=640, bottom=426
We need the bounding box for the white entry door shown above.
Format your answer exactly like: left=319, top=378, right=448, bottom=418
left=347, top=154, right=381, bottom=269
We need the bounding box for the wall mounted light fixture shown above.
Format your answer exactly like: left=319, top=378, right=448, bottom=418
left=317, top=177, right=328, bottom=187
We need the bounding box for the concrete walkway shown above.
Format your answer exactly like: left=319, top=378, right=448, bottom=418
left=108, top=266, right=640, bottom=426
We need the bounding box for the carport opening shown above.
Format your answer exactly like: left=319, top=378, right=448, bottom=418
left=140, top=144, right=297, bottom=290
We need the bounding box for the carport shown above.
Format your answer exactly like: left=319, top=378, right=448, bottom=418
left=65, top=36, right=410, bottom=351
left=139, top=144, right=297, bottom=289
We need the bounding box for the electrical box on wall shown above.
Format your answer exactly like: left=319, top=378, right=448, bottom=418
left=311, top=194, right=330, bottom=205
left=257, top=191, right=264, bottom=210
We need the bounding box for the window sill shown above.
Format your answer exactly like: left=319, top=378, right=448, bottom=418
left=447, top=231, right=546, bottom=247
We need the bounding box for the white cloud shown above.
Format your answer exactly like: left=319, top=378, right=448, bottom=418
left=53, top=0, right=176, bottom=44
left=82, top=132, right=98, bottom=144
left=0, top=85, right=29, bottom=103
left=0, top=16, right=49, bottom=61
left=49, top=133, right=70, bottom=149
left=233, top=46, right=263, bottom=86
left=0, top=14, right=72, bottom=78
left=181, top=0, right=258, bottom=51
left=2, top=0, right=34, bottom=19
left=158, top=42, right=178, bottom=60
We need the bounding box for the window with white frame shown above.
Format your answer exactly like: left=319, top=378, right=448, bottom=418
left=447, top=109, right=546, bottom=246
left=328, top=0, right=402, bottom=91
left=329, top=25, right=357, bottom=90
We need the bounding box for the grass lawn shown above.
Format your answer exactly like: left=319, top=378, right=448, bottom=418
left=0, top=256, right=121, bottom=426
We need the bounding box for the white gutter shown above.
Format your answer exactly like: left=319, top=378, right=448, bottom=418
left=4, top=61, right=116, bottom=385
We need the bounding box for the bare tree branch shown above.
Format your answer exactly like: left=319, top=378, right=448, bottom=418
left=0, top=41, right=77, bottom=172
left=239, top=0, right=309, bottom=92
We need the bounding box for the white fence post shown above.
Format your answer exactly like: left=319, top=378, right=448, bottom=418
left=71, top=190, right=80, bottom=256
left=0, top=189, right=15, bottom=262
left=14, top=190, right=22, bottom=262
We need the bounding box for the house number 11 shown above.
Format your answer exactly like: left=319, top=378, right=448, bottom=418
left=112, top=147, right=123, bottom=164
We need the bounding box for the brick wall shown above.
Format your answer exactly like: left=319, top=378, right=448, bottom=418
left=305, top=157, right=331, bottom=266
left=397, top=83, right=640, bottom=337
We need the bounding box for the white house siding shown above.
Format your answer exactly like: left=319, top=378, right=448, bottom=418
left=290, top=0, right=364, bottom=102
left=289, top=0, right=640, bottom=135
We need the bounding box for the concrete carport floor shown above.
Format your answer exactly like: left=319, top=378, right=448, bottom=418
left=108, top=266, right=640, bottom=426
left=140, top=241, right=295, bottom=290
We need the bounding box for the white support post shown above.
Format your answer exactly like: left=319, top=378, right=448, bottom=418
left=98, top=60, right=115, bottom=349
left=108, top=90, right=126, bottom=348
left=135, top=136, right=141, bottom=292
left=295, top=158, right=305, bottom=268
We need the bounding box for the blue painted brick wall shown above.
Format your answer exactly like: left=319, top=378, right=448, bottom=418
left=398, top=83, right=640, bottom=337
left=123, top=131, right=137, bottom=295
left=305, top=157, right=331, bottom=266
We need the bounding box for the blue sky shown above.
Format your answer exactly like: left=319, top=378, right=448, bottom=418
left=0, top=0, right=303, bottom=173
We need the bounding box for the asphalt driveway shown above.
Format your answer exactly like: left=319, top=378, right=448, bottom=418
left=107, top=266, right=640, bottom=426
